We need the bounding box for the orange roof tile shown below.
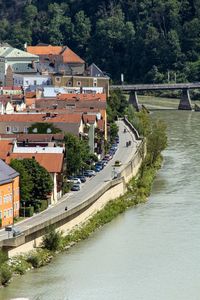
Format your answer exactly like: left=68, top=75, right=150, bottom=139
left=26, top=98, right=36, bottom=107
left=6, top=153, right=64, bottom=173
left=57, top=93, right=106, bottom=102
left=83, top=114, right=97, bottom=124
left=27, top=45, right=84, bottom=64
left=27, top=45, right=63, bottom=56
left=0, top=113, right=82, bottom=124
left=61, top=47, right=84, bottom=64
left=0, top=140, right=13, bottom=160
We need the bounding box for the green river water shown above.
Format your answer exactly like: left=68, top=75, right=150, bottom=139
left=1, top=97, right=200, bottom=300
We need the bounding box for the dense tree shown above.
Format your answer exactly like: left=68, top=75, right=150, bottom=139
left=10, top=158, right=53, bottom=202
left=1, top=0, right=200, bottom=82
left=10, top=159, right=33, bottom=202
left=64, top=133, right=92, bottom=175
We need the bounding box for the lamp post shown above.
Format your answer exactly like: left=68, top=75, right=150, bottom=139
left=23, top=201, right=25, bottom=218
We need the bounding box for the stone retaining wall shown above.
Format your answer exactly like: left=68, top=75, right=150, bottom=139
left=5, top=132, right=145, bottom=257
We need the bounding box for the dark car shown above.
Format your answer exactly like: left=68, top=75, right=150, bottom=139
left=95, top=162, right=103, bottom=170
left=12, top=228, right=22, bottom=237
left=71, top=184, right=81, bottom=191
left=95, top=165, right=102, bottom=172
left=76, top=175, right=86, bottom=183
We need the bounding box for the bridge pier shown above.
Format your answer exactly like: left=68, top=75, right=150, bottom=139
left=128, top=91, right=141, bottom=111
left=178, top=89, right=192, bottom=110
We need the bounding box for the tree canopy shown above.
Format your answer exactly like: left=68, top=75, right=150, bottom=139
left=10, top=158, right=53, bottom=202
left=1, top=0, right=200, bottom=83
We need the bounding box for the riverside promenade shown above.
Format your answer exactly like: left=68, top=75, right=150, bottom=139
left=0, top=120, right=144, bottom=256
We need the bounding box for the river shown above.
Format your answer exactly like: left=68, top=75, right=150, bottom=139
left=1, top=103, right=200, bottom=300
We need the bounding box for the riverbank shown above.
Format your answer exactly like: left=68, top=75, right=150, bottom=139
left=0, top=152, right=163, bottom=288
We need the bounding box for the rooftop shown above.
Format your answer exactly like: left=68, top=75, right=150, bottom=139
left=6, top=153, right=64, bottom=173
left=0, top=159, right=19, bottom=185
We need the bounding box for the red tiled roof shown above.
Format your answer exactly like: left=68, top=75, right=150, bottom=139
left=27, top=45, right=84, bottom=64
left=6, top=153, right=64, bottom=173
left=0, top=140, right=13, bottom=160
left=27, top=45, right=63, bottom=56
left=61, top=47, right=84, bottom=64
left=0, top=113, right=82, bottom=124
left=1, top=86, right=22, bottom=90
left=57, top=93, right=106, bottom=102
left=83, top=114, right=97, bottom=124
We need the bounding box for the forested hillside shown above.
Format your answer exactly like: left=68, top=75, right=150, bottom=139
left=0, top=0, right=200, bottom=83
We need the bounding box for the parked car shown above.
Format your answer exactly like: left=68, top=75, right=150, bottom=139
left=73, top=178, right=81, bottom=184
left=95, top=162, right=103, bottom=170
left=101, top=159, right=108, bottom=166
left=76, top=175, right=86, bottom=183
left=95, top=165, right=101, bottom=172
left=104, top=154, right=112, bottom=161
left=83, top=170, right=96, bottom=177
left=71, top=184, right=81, bottom=191
left=12, top=227, right=22, bottom=237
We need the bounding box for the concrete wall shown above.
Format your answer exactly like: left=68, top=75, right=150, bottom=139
left=5, top=138, right=145, bottom=257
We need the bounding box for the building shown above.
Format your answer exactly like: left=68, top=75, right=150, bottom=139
left=13, top=74, right=51, bottom=88
left=0, top=45, right=39, bottom=85
left=52, top=74, right=109, bottom=95
left=0, top=159, right=20, bottom=227
left=0, top=112, right=84, bottom=136
left=26, top=44, right=85, bottom=76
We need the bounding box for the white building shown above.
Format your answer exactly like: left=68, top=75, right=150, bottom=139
left=13, top=74, right=51, bottom=88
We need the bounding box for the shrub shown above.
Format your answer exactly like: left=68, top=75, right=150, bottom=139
left=26, top=249, right=52, bottom=268
left=42, top=226, right=63, bottom=251
left=0, top=264, right=12, bottom=285
left=0, top=249, right=8, bottom=265
left=19, top=206, right=34, bottom=217
left=11, top=257, right=31, bottom=275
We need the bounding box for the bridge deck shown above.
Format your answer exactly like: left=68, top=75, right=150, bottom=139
left=111, top=83, right=200, bottom=91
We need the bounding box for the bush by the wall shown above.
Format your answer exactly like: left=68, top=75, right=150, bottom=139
left=0, top=264, right=12, bottom=285
left=19, top=206, right=34, bottom=217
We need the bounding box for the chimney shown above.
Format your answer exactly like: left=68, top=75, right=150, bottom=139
left=31, top=60, right=35, bottom=69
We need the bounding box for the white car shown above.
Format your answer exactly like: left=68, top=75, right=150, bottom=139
left=73, top=178, right=81, bottom=184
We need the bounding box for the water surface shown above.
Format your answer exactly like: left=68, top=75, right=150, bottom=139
left=1, top=108, right=200, bottom=300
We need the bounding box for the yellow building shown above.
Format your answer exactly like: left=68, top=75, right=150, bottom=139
left=0, top=159, right=20, bottom=227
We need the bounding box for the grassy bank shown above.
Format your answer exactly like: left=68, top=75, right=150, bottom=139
left=0, top=153, right=162, bottom=287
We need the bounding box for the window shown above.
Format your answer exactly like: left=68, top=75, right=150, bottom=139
left=67, top=81, right=72, bottom=86
left=25, top=80, right=29, bottom=85
left=77, top=81, right=81, bottom=86
left=93, top=78, right=97, bottom=87
left=55, top=77, right=61, bottom=83
left=34, top=80, right=37, bottom=85
left=24, top=127, right=28, bottom=133
left=6, top=126, right=11, bottom=133
left=12, top=126, right=19, bottom=133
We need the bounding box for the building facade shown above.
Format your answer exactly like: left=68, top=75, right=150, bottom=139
left=0, top=159, right=20, bottom=227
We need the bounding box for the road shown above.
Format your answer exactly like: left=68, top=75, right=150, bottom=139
left=0, top=120, right=140, bottom=242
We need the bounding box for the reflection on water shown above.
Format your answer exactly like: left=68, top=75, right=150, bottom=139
left=1, top=110, right=200, bottom=300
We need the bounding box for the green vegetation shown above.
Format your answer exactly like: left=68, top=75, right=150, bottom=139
left=28, top=123, right=62, bottom=134
left=64, top=132, right=96, bottom=175
left=1, top=1, right=200, bottom=83
left=42, top=226, right=63, bottom=251
left=10, top=158, right=53, bottom=213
